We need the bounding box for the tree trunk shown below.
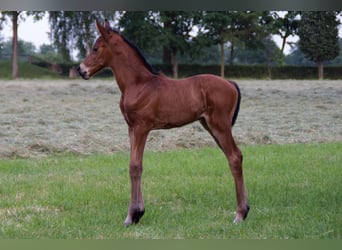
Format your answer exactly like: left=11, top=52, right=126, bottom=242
left=318, top=61, right=324, bottom=80
left=162, top=46, right=171, bottom=64
left=171, top=48, right=178, bottom=79
left=85, top=26, right=92, bottom=56
left=229, top=43, right=234, bottom=66
left=280, top=36, right=286, bottom=54
left=84, top=16, right=92, bottom=56
left=267, top=66, right=272, bottom=80
left=220, top=42, right=225, bottom=78
left=11, top=11, right=19, bottom=79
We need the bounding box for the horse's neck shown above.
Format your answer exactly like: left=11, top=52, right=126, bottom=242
left=109, top=43, right=153, bottom=94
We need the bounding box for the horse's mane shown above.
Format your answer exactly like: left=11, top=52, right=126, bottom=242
left=111, top=29, right=160, bottom=76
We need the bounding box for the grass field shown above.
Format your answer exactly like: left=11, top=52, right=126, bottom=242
left=0, top=79, right=341, bottom=239
left=0, top=143, right=341, bottom=239
left=0, top=79, right=341, bottom=158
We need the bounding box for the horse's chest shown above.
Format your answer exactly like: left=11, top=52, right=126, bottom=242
left=120, top=94, right=152, bottom=125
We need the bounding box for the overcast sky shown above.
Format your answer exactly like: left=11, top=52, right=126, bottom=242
left=1, top=14, right=50, bottom=47
left=1, top=13, right=341, bottom=56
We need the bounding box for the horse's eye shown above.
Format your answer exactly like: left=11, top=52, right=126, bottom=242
left=93, top=48, right=98, bottom=52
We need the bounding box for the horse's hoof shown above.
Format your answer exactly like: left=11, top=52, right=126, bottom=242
left=124, top=208, right=145, bottom=226
left=233, top=204, right=250, bottom=224
left=132, top=208, right=145, bottom=224
left=124, top=217, right=132, bottom=227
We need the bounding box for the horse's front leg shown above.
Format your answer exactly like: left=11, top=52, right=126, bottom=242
left=124, top=126, right=149, bottom=226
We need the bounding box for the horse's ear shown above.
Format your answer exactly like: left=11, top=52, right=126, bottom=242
left=104, top=19, right=111, bottom=31
left=95, top=20, right=110, bottom=40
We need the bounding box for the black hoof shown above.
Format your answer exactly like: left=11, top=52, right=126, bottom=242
left=132, top=208, right=145, bottom=224
left=243, top=204, right=250, bottom=220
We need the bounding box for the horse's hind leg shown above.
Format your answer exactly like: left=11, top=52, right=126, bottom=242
left=201, top=118, right=249, bottom=223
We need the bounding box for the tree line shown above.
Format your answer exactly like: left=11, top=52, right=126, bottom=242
left=0, top=11, right=341, bottom=79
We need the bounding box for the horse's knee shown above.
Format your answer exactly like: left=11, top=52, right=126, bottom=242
left=129, top=162, right=143, bottom=177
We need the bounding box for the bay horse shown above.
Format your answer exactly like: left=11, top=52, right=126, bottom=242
left=78, top=20, right=249, bottom=226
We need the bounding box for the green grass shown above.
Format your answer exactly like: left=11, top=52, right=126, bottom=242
left=0, top=143, right=341, bottom=239
left=0, top=61, right=59, bottom=79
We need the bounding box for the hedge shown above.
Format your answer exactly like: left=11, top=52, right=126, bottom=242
left=34, top=62, right=342, bottom=79
left=152, top=64, right=342, bottom=80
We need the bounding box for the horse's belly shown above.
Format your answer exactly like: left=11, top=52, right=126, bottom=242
left=153, top=104, right=204, bottom=129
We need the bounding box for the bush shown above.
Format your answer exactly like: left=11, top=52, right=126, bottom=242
left=28, top=59, right=342, bottom=79
left=152, top=64, right=342, bottom=79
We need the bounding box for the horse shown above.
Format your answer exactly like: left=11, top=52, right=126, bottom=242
left=77, top=20, right=249, bottom=226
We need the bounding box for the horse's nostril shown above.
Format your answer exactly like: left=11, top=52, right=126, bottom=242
left=77, top=66, right=85, bottom=78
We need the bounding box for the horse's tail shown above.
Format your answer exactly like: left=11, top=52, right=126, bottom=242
left=231, top=81, right=241, bottom=127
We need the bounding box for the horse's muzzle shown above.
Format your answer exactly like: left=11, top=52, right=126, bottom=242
left=77, top=65, right=90, bottom=80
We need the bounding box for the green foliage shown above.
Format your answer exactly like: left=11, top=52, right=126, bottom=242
left=0, top=11, right=46, bottom=78
left=329, top=39, right=342, bottom=65
left=0, top=39, right=36, bottom=60
left=3, top=11, right=342, bottom=77
left=234, top=37, right=283, bottom=66
left=48, top=11, right=76, bottom=62
left=284, top=47, right=316, bottom=66
left=48, top=11, right=116, bottom=62
left=200, top=11, right=274, bottom=76
left=0, top=143, right=341, bottom=238
left=2, top=60, right=342, bottom=79
left=203, top=11, right=273, bottom=48
left=272, top=11, right=300, bottom=53
left=298, top=11, right=340, bottom=63
left=160, top=11, right=202, bottom=54
left=120, top=11, right=205, bottom=77
left=0, top=61, right=58, bottom=78
left=119, top=11, right=164, bottom=55
left=151, top=64, right=342, bottom=79
left=202, top=11, right=232, bottom=44
left=36, top=44, right=63, bottom=63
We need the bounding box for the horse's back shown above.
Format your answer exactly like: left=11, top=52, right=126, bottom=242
left=184, top=74, right=239, bottom=104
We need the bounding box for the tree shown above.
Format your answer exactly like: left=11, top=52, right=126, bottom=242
left=329, top=39, right=342, bottom=65
left=284, top=44, right=316, bottom=66
left=202, top=11, right=233, bottom=77
left=37, top=44, right=64, bottom=63
left=0, top=11, right=44, bottom=78
left=74, top=11, right=117, bottom=59
left=234, top=37, right=283, bottom=66
left=0, top=16, right=19, bottom=64
left=48, top=11, right=73, bottom=62
left=119, top=11, right=163, bottom=55
left=0, top=36, right=3, bottom=59
left=272, top=11, right=300, bottom=55
left=0, top=13, right=5, bottom=57
left=9, top=11, right=20, bottom=79
left=1, top=40, right=38, bottom=60
left=203, top=11, right=273, bottom=77
left=39, top=44, right=56, bottom=55
left=160, top=11, right=203, bottom=78
left=228, top=11, right=273, bottom=64
left=298, top=11, right=340, bottom=79
left=48, top=11, right=117, bottom=62
left=120, top=11, right=203, bottom=78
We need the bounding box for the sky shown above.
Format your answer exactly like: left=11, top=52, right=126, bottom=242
left=1, top=14, right=51, bottom=48
left=1, top=12, right=341, bottom=56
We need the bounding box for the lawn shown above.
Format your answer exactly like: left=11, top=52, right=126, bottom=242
left=0, top=61, right=59, bottom=79
left=0, top=142, right=341, bottom=239
left=1, top=79, right=341, bottom=158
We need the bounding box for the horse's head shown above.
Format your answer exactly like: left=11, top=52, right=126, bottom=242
left=78, top=20, right=114, bottom=80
